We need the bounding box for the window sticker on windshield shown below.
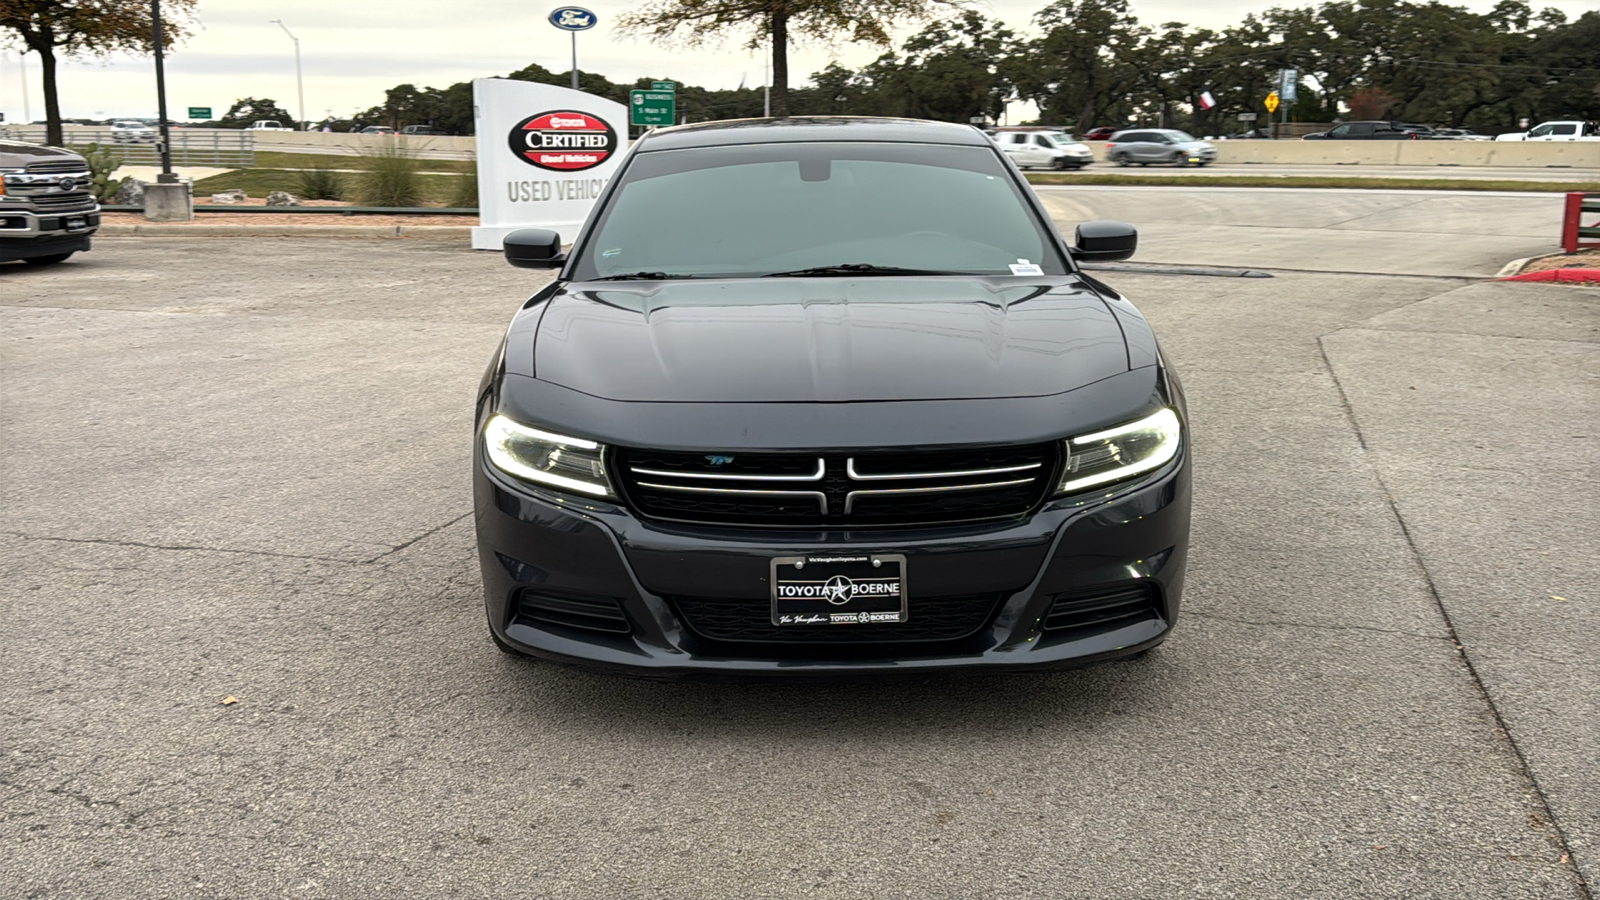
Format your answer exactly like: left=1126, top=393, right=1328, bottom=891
left=601, top=248, right=622, bottom=258
left=1010, top=260, right=1043, bottom=276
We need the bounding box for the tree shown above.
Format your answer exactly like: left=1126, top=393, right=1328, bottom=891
left=1013, top=0, right=1146, bottom=134
left=0, top=0, right=197, bottom=146
left=617, top=0, right=963, bottom=117
left=861, top=11, right=1016, bottom=123
left=217, top=97, right=296, bottom=129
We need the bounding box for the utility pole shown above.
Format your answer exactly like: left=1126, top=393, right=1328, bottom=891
left=269, top=20, right=305, bottom=130
left=19, top=53, right=31, bottom=125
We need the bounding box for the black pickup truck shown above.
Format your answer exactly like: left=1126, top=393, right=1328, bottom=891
left=1302, top=121, right=1429, bottom=140
left=0, top=140, right=101, bottom=265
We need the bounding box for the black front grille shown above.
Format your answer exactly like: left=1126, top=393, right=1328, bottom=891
left=1042, top=583, right=1160, bottom=633
left=514, top=590, right=631, bottom=634
left=29, top=192, right=95, bottom=209
left=25, top=161, right=87, bottom=174
left=670, top=592, right=1004, bottom=643
left=614, top=444, right=1058, bottom=528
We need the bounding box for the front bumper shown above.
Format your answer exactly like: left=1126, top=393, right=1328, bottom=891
left=474, top=446, right=1190, bottom=679
left=0, top=206, right=100, bottom=240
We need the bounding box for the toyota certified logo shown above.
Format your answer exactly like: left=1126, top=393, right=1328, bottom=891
left=507, top=110, right=617, bottom=172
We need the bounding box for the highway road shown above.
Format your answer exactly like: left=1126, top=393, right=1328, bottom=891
left=2, top=189, right=1595, bottom=899
left=1045, top=161, right=1600, bottom=182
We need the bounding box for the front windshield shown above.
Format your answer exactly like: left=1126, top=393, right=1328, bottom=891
left=571, top=141, right=1067, bottom=280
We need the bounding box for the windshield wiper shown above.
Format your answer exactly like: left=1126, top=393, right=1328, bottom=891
left=762, top=263, right=953, bottom=277
left=602, top=271, right=696, bottom=281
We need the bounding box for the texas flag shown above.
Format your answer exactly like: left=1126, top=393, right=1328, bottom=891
left=1197, top=90, right=1217, bottom=110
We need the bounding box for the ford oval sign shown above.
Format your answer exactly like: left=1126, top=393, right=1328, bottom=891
left=549, top=7, right=598, bottom=30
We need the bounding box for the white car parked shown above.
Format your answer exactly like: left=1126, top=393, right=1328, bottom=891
left=110, top=120, right=157, bottom=143
left=990, top=129, right=1094, bottom=170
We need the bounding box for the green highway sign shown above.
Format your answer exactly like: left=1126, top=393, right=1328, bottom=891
left=187, top=106, right=212, bottom=119
left=651, top=81, right=676, bottom=92
left=631, top=89, right=676, bottom=126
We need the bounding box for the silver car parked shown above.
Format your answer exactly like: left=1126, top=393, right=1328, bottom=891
left=1105, top=129, right=1216, bottom=167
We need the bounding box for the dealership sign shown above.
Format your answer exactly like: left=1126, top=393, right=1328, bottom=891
left=472, top=78, right=629, bottom=250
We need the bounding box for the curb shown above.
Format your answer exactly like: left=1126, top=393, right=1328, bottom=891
left=99, top=224, right=472, bottom=238
left=1494, top=255, right=1542, bottom=277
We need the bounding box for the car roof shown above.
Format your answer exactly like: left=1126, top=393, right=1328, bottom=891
left=638, top=116, right=992, bottom=152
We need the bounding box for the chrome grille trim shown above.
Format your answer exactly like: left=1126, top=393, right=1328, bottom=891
left=845, top=458, right=1042, bottom=481
left=844, top=478, right=1036, bottom=514
left=634, top=482, right=828, bottom=515
left=630, top=458, right=825, bottom=482
left=25, top=161, right=89, bottom=174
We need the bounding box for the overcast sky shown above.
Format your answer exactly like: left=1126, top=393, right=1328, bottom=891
left=0, top=0, right=1591, bottom=124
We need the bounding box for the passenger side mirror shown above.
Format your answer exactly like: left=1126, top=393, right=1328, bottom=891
left=1071, top=221, right=1138, bottom=263
left=503, top=229, right=566, bottom=269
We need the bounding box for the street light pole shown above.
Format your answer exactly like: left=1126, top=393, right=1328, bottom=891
left=151, top=0, right=175, bottom=181
left=268, top=19, right=305, bottom=130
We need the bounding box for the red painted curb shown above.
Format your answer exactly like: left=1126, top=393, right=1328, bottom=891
left=1500, top=268, right=1600, bottom=283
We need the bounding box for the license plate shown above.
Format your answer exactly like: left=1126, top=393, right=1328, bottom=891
left=64, top=216, right=87, bottom=230
left=771, top=554, right=907, bottom=626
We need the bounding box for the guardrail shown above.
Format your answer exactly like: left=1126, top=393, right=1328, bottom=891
left=1561, top=192, right=1600, bottom=253
left=0, top=127, right=255, bottom=167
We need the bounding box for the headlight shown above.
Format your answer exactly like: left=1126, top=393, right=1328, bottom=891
left=483, top=414, right=615, bottom=498
left=1055, top=407, right=1182, bottom=495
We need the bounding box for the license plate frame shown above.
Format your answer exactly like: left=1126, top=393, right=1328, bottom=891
left=770, top=554, right=908, bottom=626
left=64, top=216, right=87, bottom=231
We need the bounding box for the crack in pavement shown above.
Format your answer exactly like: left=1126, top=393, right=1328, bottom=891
left=0, top=532, right=359, bottom=564
left=1317, top=330, right=1594, bottom=900
left=1184, top=609, right=1450, bottom=641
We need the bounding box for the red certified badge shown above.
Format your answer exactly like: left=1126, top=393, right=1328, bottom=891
left=508, top=111, right=618, bottom=172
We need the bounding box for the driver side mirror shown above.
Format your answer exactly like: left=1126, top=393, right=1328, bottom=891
left=503, top=228, right=566, bottom=269
left=1070, top=221, right=1137, bottom=263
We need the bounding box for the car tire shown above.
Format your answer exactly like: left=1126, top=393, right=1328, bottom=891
left=22, top=253, right=74, bottom=266
left=1113, top=153, right=1131, bottom=167
left=1173, top=152, right=1187, bottom=166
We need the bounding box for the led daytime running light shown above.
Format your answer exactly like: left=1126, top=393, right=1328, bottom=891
left=1057, top=407, right=1182, bottom=494
left=483, top=414, right=614, bottom=498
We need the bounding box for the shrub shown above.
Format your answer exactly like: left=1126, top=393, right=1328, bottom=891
left=80, top=142, right=125, bottom=203
left=353, top=139, right=425, bottom=207
left=294, top=164, right=344, bottom=201
left=447, top=170, right=479, bottom=209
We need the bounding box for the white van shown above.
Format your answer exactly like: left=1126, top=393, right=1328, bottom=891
left=248, top=120, right=291, bottom=131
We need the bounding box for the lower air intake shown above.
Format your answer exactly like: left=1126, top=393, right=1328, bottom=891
left=1042, top=583, right=1160, bottom=633
left=516, top=590, right=632, bottom=634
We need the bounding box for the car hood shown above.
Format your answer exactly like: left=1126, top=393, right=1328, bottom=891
left=530, top=277, right=1129, bottom=403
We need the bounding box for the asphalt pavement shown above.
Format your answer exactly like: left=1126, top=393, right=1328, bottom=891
left=2, top=190, right=1596, bottom=898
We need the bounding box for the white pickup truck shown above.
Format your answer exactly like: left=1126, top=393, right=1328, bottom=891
left=1494, top=120, right=1600, bottom=141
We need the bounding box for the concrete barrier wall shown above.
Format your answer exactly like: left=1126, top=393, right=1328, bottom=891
left=250, top=130, right=477, bottom=156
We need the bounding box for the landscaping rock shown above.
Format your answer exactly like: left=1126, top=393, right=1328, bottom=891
left=113, top=178, right=146, bottom=205
left=265, top=191, right=303, bottom=207
left=210, top=189, right=248, bottom=204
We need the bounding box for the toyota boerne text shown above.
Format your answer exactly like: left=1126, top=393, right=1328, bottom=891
left=473, top=117, right=1190, bottom=678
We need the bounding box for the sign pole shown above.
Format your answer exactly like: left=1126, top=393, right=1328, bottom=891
left=548, top=8, right=597, bottom=90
